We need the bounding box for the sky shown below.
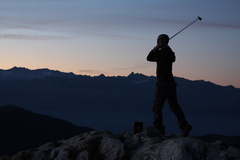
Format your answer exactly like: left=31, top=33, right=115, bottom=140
left=1, top=0, right=240, bottom=88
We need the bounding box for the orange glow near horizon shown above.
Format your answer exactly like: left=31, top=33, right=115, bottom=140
left=1, top=0, right=240, bottom=88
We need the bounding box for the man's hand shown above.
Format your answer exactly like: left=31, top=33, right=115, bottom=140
left=152, top=45, right=161, bottom=51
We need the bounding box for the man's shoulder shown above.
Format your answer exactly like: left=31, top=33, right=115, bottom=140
left=166, top=46, right=174, bottom=52
left=161, top=46, right=174, bottom=52
left=160, top=46, right=175, bottom=56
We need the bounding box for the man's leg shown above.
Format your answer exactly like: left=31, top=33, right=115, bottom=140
left=167, top=85, right=192, bottom=136
left=153, top=86, right=166, bottom=134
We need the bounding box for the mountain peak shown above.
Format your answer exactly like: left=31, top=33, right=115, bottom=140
left=128, top=71, right=138, bottom=76
left=127, top=72, right=148, bottom=80
left=97, top=74, right=106, bottom=78
left=9, top=66, right=29, bottom=71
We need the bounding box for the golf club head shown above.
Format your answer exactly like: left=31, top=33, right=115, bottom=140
left=169, top=16, right=202, bottom=40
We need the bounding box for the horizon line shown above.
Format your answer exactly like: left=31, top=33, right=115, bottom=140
left=0, top=66, right=238, bottom=89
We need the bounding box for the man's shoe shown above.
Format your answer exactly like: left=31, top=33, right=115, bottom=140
left=159, top=129, right=165, bottom=135
left=181, top=125, right=192, bottom=137
left=154, top=128, right=165, bottom=136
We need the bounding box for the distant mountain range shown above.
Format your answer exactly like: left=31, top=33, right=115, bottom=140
left=0, top=67, right=240, bottom=136
left=0, top=66, right=77, bottom=79
left=0, top=105, right=93, bottom=156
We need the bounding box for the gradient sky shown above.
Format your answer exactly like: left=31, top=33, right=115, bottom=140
left=1, top=0, right=240, bottom=88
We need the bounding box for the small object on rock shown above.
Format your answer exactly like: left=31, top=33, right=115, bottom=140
left=133, top=121, right=143, bottom=134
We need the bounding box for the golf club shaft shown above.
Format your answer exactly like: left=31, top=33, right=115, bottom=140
left=169, top=16, right=202, bottom=40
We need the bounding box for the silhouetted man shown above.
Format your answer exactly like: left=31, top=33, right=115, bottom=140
left=147, top=34, right=192, bottom=136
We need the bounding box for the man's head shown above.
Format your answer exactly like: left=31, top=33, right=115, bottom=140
left=157, top=34, right=169, bottom=47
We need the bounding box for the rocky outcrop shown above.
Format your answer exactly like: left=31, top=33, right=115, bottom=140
left=1, top=128, right=240, bottom=160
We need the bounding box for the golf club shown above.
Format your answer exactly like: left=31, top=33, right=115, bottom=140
left=169, top=16, right=202, bottom=40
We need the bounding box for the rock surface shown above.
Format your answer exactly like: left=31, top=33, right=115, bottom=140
left=1, top=128, right=240, bottom=160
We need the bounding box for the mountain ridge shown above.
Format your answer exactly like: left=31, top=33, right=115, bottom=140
left=0, top=67, right=77, bottom=80
left=0, top=67, right=237, bottom=89
left=0, top=105, right=93, bottom=156
left=1, top=67, right=240, bottom=136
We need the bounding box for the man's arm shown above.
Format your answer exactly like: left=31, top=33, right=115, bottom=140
left=147, top=46, right=160, bottom=62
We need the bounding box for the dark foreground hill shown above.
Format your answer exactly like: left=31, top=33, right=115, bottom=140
left=0, top=105, right=93, bottom=156
left=1, top=129, right=240, bottom=160
left=0, top=67, right=240, bottom=136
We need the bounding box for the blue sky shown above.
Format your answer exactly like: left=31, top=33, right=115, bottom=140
left=1, top=0, right=240, bottom=88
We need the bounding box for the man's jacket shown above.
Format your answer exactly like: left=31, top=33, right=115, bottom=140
left=147, top=45, right=176, bottom=83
